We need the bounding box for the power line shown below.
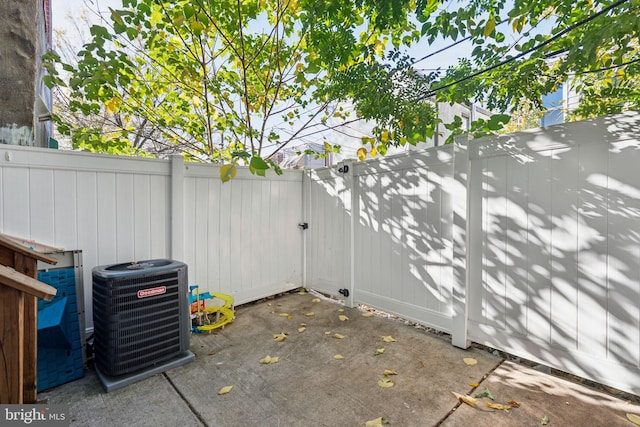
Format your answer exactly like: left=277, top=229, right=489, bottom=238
left=412, top=19, right=507, bottom=67
left=418, top=0, right=631, bottom=100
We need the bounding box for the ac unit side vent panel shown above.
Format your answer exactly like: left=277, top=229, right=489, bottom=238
left=92, top=259, right=190, bottom=377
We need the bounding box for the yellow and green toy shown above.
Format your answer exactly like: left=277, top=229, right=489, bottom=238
left=189, top=285, right=235, bottom=333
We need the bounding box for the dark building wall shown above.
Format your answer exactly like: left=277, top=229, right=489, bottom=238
left=0, top=0, right=51, bottom=147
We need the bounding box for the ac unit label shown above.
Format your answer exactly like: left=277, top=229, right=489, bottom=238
left=137, top=286, right=167, bottom=298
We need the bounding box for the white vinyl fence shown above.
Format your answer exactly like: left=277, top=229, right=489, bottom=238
left=465, top=112, right=640, bottom=395
left=2, top=112, right=640, bottom=395
left=0, top=148, right=304, bottom=329
left=305, top=112, right=640, bottom=395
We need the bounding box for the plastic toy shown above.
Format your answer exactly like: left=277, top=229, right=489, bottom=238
left=189, top=285, right=235, bottom=333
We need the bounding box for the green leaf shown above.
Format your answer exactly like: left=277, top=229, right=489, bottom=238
left=474, top=387, right=495, bottom=400
left=110, top=8, right=124, bottom=26
left=184, top=5, right=195, bottom=19
left=249, top=156, right=269, bottom=171
left=231, top=151, right=251, bottom=159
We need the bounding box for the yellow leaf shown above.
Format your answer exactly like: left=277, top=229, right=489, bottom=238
left=378, top=377, right=394, bottom=388
left=365, top=417, right=385, bottom=427
left=452, top=392, right=495, bottom=412
left=218, top=385, right=234, bottom=395
left=339, top=315, right=349, bottom=321
left=191, top=95, right=201, bottom=107
left=279, top=313, right=292, bottom=318
left=463, top=358, right=478, bottom=366
left=485, top=402, right=511, bottom=410
left=273, top=333, right=287, bottom=342
left=325, top=331, right=331, bottom=335
left=298, top=289, right=307, bottom=294
left=305, top=312, right=315, bottom=317
left=373, top=39, right=385, bottom=57
left=337, top=308, right=344, bottom=312
left=381, top=336, right=396, bottom=343
left=484, top=16, right=496, bottom=37
left=357, top=147, right=367, bottom=161
left=383, top=369, right=397, bottom=375
left=370, top=146, right=378, bottom=158
left=362, top=312, right=374, bottom=318
left=105, top=96, right=120, bottom=115
left=220, top=164, right=236, bottom=183
left=452, top=391, right=477, bottom=407
left=324, top=141, right=331, bottom=151
left=333, top=354, right=344, bottom=360
left=374, top=347, right=385, bottom=356
left=298, top=327, right=306, bottom=333
left=311, top=298, right=321, bottom=303
left=333, top=333, right=345, bottom=339
left=259, top=355, right=279, bottom=364
left=628, top=414, right=640, bottom=425
left=469, top=383, right=479, bottom=387
left=380, top=130, right=389, bottom=143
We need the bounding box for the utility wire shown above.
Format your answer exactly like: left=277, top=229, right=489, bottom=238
left=412, top=19, right=507, bottom=67
left=418, top=0, right=631, bottom=100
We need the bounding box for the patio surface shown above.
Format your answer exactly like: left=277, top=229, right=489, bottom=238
left=39, top=290, right=640, bottom=426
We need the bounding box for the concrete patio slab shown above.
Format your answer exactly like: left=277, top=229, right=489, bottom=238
left=37, top=290, right=640, bottom=426
left=442, top=360, right=640, bottom=427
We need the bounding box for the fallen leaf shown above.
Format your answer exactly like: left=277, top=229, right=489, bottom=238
left=452, top=391, right=477, bottom=408
left=469, top=383, right=479, bottom=387
left=452, top=392, right=494, bottom=412
left=475, top=387, right=495, bottom=400
left=325, top=331, right=331, bottom=335
left=338, top=308, right=345, bottom=312
left=378, top=377, right=394, bottom=388
left=540, top=415, right=549, bottom=425
left=273, top=333, right=287, bottom=342
left=362, top=312, right=374, bottom=318
left=365, top=417, right=386, bottom=427
left=279, top=313, right=292, bottom=319
left=627, top=414, right=640, bottom=425
left=463, top=358, right=478, bottom=366
left=298, top=289, right=307, bottom=294
left=508, top=401, right=521, bottom=408
left=485, top=402, right=511, bottom=410
left=333, top=333, right=345, bottom=339
left=298, top=327, right=306, bottom=333
left=208, top=352, right=216, bottom=356
left=305, top=312, right=315, bottom=317
left=259, top=355, right=279, bottom=364
left=218, top=385, right=234, bottom=395
left=374, top=347, right=385, bottom=356
left=339, top=315, right=349, bottom=321
left=312, top=298, right=321, bottom=303
left=381, top=336, right=396, bottom=343
left=333, top=354, right=344, bottom=360
left=383, top=369, right=398, bottom=376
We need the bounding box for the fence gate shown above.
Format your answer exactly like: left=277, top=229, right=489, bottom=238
left=305, top=164, right=352, bottom=303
